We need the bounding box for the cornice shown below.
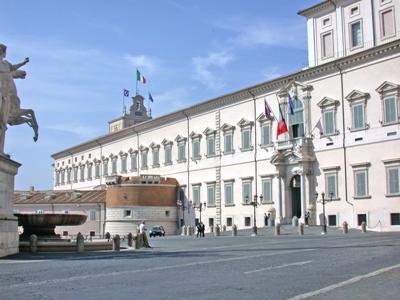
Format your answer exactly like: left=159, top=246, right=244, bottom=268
left=298, top=1, right=334, bottom=17
left=51, top=39, right=400, bottom=160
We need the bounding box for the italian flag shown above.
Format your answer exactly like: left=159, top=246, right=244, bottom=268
left=136, top=69, right=146, bottom=84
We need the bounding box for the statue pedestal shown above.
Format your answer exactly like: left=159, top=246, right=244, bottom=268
left=0, top=155, right=20, bottom=257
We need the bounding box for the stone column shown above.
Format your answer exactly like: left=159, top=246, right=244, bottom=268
left=300, top=173, right=306, bottom=224
left=0, top=156, right=21, bottom=258
left=276, top=176, right=284, bottom=224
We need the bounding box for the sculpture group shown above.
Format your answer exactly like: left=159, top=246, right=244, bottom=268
left=0, top=43, right=38, bottom=154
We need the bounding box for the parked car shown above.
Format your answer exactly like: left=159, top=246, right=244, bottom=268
left=149, top=225, right=165, bottom=237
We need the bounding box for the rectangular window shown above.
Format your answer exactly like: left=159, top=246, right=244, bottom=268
left=381, top=9, right=395, bottom=38
left=224, top=133, right=233, bottom=153
left=326, top=173, right=337, bottom=199
left=209, top=218, right=214, bottom=228
left=352, top=104, right=364, bottom=129
left=321, top=31, right=333, bottom=58
left=130, top=155, right=137, bottom=171
left=207, top=184, right=215, bottom=207
left=67, top=169, right=71, bottom=183
left=388, top=166, right=400, bottom=195
left=224, top=182, right=234, bottom=205
left=164, top=147, right=172, bottom=164
left=89, top=210, right=96, bottom=221
left=357, top=214, right=367, bottom=226
left=351, top=21, right=362, bottom=48
left=192, top=185, right=200, bottom=207
left=103, top=161, right=108, bottom=176
left=391, top=213, right=400, bottom=225
left=192, top=140, right=200, bottom=159
left=123, top=209, right=132, bottom=218
left=87, top=165, right=92, bottom=180
left=207, top=136, right=215, bottom=156
left=355, top=170, right=368, bottom=197
left=242, top=129, right=251, bottom=150
left=80, top=167, right=85, bottom=182
left=384, top=96, right=397, bottom=124
left=244, top=217, right=251, bottom=227
left=328, top=215, right=337, bottom=226
left=262, top=178, right=272, bottom=203
left=323, top=111, right=335, bottom=135
left=74, top=167, right=78, bottom=182
left=242, top=181, right=252, bottom=203
left=152, top=149, right=159, bottom=167
left=61, top=171, right=65, bottom=185
left=178, top=143, right=186, bottom=161
left=261, top=124, right=271, bottom=146
left=121, top=157, right=127, bottom=173
left=95, top=164, right=100, bottom=178
left=55, top=172, right=60, bottom=186
left=226, top=217, right=233, bottom=227
left=141, top=152, right=148, bottom=169
left=111, top=159, right=117, bottom=175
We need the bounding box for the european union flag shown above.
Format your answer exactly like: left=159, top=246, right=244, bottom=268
left=288, top=93, right=295, bottom=115
left=149, top=92, right=154, bottom=102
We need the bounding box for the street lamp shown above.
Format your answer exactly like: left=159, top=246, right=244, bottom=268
left=315, top=191, right=333, bottom=234
left=246, top=194, right=263, bottom=236
left=194, top=202, right=207, bottom=224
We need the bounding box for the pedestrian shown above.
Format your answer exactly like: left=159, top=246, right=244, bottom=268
left=201, top=222, right=205, bottom=237
left=264, top=213, right=268, bottom=226
left=196, top=222, right=202, bottom=238
left=305, top=211, right=310, bottom=226
left=139, top=221, right=151, bottom=248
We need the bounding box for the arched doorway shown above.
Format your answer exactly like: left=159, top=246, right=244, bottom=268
left=291, top=175, right=301, bottom=218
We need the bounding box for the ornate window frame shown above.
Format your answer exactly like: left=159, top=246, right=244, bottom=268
left=317, top=97, right=340, bottom=137
left=351, top=162, right=371, bottom=199
left=221, top=123, right=235, bottom=155
left=257, top=113, right=273, bottom=148
left=376, top=81, right=400, bottom=126
left=203, top=127, right=217, bottom=158
left=237, top=118, right=254, bottom=152
left=161, top=139, right=173, bottom=166
left=149, top=142, right=160, bottom=168
left=175, top=135, right=187, bottom=163
left=139, top=145, right=149, bottom=170
left=322, top=166, right=341, bottom=200
left=345, top=90, right=370, bottom=131
left=119, top=151, right=128, bottom=174
left=128, top=148, right=138, bottom=172
left=189, top=131, right=202, bottom=161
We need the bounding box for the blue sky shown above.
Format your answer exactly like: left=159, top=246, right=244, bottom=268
left=3, top=0, right=320, bottom=190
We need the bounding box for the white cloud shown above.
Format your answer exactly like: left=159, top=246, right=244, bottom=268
left=124, top=54, right=157, bottom=74
left=262, top=67, right=283, bottom=80
left=44, top=123, right=102, bottom=139
left=150, top=87, right=194, bottom=115
left=192, top=50, right=235, bottom=90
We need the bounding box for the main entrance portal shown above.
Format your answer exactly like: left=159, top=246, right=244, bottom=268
left=291, top=175, right=301, bottom=218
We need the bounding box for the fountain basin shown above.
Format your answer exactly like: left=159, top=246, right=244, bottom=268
left=15, top=213, right=87, bottom=240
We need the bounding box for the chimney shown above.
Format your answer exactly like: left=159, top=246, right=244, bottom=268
left=29, top=186, right=35, bottom=192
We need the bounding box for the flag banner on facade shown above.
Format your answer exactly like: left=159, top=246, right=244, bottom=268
left=277, top=104, right=289, bottom=138
left=314, top=119, right=323, bottom=135
left=149, top=92, right=154, bottom=103
left=136, top=69, right=146, bottom=84
left=123, top=89, right=129, bottom=97
left=264, top=99, right=273, bottom=119
left=288, top=93, right=295, bottom=115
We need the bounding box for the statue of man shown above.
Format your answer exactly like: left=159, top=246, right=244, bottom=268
left=0, top=44, right=30, bottom=154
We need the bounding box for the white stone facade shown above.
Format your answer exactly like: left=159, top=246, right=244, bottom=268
left=52, top=1, right=400, bottom=232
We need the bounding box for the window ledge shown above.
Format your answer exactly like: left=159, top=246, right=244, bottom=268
left=385, top=194, right=400, bottom=197
left=121, top=170, right=127, bottom=174
left=350, top=127, right=368, bottom=133
left=163, top=162, right=172, bottom=166
left=260, top=144, right=273, bottom=149
left=191, top=156, right=202, bottom=161
left=95, top=176, right=100, bottom=179
left=129, top=169, right=137, bottom=173
left=382, top=121, right=400, bottom=127
left=353, top=195, right=371, bottom=199
left=141, top=167, right=148, bottom=170
left=321, top=131, right=340, bottom=138
left=223, top=150, right=235, bottom=155
left=207, top=205, right=216, bottom=208
left=240, top=147, right=254, bottom=152
left=152, top=164, right=160, bottom=168
left=206, top=154, right=217, bottom=158
left=261, top=201, right=274, bottom=205
left=224, top=204, right=235, bottom=207
left=177, top=159, right=187, bottom=164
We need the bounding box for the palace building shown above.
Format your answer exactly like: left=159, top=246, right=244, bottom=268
left=51, top=0, right=400, bottom=232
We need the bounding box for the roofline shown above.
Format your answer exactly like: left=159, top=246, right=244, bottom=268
left=298, top=0, right=335, bottom=17
left=51, top=39, right=400, bottom=160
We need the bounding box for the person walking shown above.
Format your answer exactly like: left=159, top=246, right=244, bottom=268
left=139, top=221, right=151, bottom=248
left=200, top=222, right=205, bottom=237
left=196, top=222, right=202, bottom=238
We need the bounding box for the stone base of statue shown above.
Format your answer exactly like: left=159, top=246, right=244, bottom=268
left=0, top=155, right=21, bottom=257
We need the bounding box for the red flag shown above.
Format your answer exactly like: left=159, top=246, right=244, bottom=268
left=264, top=99, right=273, bottom=119
left=276, top=103, right=288, bottom=138
left=276, top=120, right=288, bottom=138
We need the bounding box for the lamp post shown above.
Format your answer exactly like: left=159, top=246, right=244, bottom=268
left=315, top=191, right=333, bottom=234
left=194, top=202, right=207, bottom=224
left=246, top=194, right=263, bottom=236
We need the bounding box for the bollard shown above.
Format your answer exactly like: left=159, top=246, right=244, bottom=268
left=342, top=221, right=349, bottom=234
left=76, top=232, right=85, bottom=253
left=232, top=224, right=238, bottom=236
left=113, top=234, right=121, bottom=251
left=105, top=232, right=111, bottom=241
left=127, top=233, right=133, bottom=247
left=275, top=223, right=280, bottom=236
left=182, top=225, right=187, bottom=236
left=292, top=216, right=299, bottom=227
left=298, top=223, right=304, bottom=235
left=361, top=221, right=367, bottom=233
left=29, top=234, right=38, bottom=253
left=214, top=225, right=220, bottom=236
left=222, top=225, right=226, bottom=232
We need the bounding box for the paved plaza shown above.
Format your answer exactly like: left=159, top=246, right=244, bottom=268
left=1, top=227, right=400, bottom=300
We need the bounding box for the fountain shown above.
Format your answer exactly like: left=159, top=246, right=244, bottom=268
left=16, top=213, right=87, bottom=240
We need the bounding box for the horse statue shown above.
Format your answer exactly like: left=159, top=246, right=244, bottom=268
left=0, top=43, right=38, bottom=154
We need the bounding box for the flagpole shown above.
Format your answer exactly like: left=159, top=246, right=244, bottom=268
left=136, top=68, right=138, bottom=95
left=122, top=92, right=125, bottom=115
